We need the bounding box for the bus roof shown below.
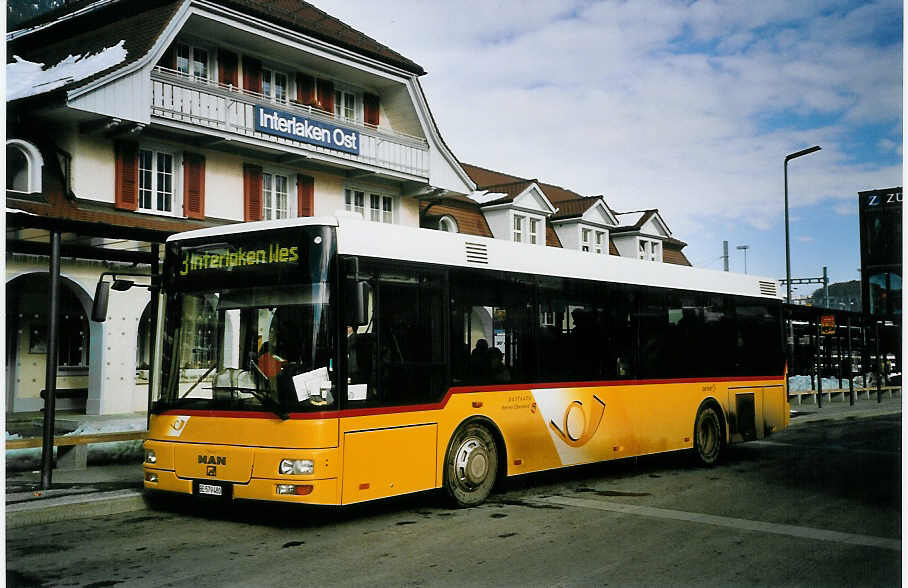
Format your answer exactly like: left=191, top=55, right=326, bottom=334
left=167, top=215, right=780, bottom=300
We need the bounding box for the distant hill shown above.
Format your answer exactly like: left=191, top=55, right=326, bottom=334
left=809, top=280, right=862, bottom=311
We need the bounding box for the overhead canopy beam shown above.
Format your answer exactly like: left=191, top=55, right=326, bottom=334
left=6, top=210, right=174, bottom=243
left=7, top=239, right=155, bottom=264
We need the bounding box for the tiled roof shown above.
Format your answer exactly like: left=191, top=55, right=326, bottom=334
left=550, top=197, right=599, bottom=220
left=420, top=198, right=494, bottom=238
left=8, top=0, right=424, bottom=99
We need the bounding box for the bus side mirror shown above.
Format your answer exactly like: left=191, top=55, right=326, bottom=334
left=92, top=281, right=110, bottom=322
left=345, top=280, right=370, bottom=327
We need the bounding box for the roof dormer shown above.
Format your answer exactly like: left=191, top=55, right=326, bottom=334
left=468, top=181, right=556, bottom=246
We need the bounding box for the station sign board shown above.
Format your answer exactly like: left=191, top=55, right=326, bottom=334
left=820, top=314, right=836, bottom=335
left=254, top=105, right=360, bottom=155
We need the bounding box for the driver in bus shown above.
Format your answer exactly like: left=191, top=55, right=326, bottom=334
left=258, top=323, right=286, bottom=379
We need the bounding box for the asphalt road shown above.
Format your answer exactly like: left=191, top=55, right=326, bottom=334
left=7, top=413, right=901, bottom=587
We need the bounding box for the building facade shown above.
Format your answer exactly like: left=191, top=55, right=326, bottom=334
left=7, top=0, right=690, bottom=416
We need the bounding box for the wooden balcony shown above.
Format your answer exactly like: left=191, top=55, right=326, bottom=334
left=150, top=67, right=430, bottom=179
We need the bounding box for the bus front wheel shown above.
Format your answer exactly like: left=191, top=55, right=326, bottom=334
left=444, top=422, right=498, bottom=507
left=693, top=404, right=723, bottom=466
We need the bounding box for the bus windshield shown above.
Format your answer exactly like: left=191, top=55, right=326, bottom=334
left=157, top=284, right=336, bottom=416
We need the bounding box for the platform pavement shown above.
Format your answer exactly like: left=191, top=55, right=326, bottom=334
left=5, top=396, right=902, bottom=528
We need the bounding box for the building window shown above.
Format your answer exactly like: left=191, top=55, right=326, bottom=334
left=335, top=90, right=356, bottom=122
left=6, top=140, right=43, bottom=194
left=513, top=215, right=524, bottom=243
left=581, top=228, right=591, bottom=252
left=263, top=68, right=288, bottom=102
left=595, top=231, right=606, bottom=254
left=263, top=173, right=289, bottom=219
left=438, top=215, right=458, bottom=233
left=639, top=238, right=661, bottom=262
left=345, top=189, right=365, bottom=217
left=139, top=149, right=174, bottom=213
left=530, top=218, right=540, bottom=244
left=176, top=43, right=208, bottom=81
left=369, top=193, right=393, bottom=223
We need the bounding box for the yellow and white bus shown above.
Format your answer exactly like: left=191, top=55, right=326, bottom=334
left=140, top=215, right=788, bottom=507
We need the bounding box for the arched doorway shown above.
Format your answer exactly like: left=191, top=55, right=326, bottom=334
left=6, top=273, right=92, bottom=413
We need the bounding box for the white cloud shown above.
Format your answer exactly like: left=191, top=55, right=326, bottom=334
left=312, top=0, right=901, bottom=274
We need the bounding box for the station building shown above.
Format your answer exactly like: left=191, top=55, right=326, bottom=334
left=6, top=0, right=690, bottom=416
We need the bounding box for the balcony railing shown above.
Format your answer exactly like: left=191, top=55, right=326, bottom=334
left=150, top=67, right=430, bottom=178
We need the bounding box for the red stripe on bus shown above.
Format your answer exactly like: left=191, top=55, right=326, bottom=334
left=158, top=374, right=783, bottom=421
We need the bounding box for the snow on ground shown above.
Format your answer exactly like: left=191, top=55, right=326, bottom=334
left=788, top=374, right=874, bottom=391
left=6, top=414, right=145, bottom=471
left=7, top=40, right=127, bottom=101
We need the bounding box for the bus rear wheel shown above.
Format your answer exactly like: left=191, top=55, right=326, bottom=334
left=693, top=405, right=722, bottom=466
left=444, top=422, right=498, bottom=507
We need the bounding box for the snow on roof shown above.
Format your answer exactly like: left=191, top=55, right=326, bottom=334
left=467, top=190, right=510, bottom=205
left=7, top=40, right=127, bottom=101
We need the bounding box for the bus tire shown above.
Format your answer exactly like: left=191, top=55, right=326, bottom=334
left=693, top=404, right=723, bottom=466
left=444, top=421, right=499, bottom=507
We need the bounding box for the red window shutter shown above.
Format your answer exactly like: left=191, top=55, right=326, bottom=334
left=243, top=164, right=263, bottom=222
left=157, top=45, right=176, bottom=69
left=218, top=50, right=238, bottom=87
left=242, top=57, right=262, bottom=93
left=297, top=174, right=314, bottom=217
left=317, top=79, right=334, bottom=113
left=363, top=93, right=380, bottom=126
left=183, top=152, right=206, bottom=220
left=114, top=141, right=138, bottom=211
left=297, top=73, right=316, bottom=106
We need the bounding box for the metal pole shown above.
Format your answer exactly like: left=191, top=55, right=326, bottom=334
left=784, top=146, right=821, bottom=304
left=40, top=231, right=62, bottom=490
left=875, top=321, right=882, bottom=403
left=823, top=266, right=829, bottom=308
left=784, top=161, right=791, bottom=303
left=816, top=317, right=823, bottom=408
left=847, top=315, right=854, bottom=406
left=146, top=243, right=160, bottom=430
left=723, top=241, right=729, bottom=272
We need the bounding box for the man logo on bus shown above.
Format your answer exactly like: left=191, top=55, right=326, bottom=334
left=549, top=395, right=605, bottom=448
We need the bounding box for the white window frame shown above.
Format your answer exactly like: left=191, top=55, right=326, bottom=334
left=512, top=211, right=544, bottom=245
left=638, top=237, right=662, bottom=262
left=346, top=187, right=396, bottom=224
left=334, top=86, right=360, bottom=123
left=438, top=215, right=459, bottom=233
left=262, top=67, right=289, bottom=103
left=175, top=42, right=210, bottom=81
left=262, top=170, right=293, bottom=220
left=581, top=228, right=591, bottom=252
left=138, top=146, right=180, bottom=216
left=513, top=214, right=524, bottom=243
left=595, top=230, right=607, bottom=255
left=6, top=139, right=43, bottom=194
left=345, top=188, right=365, bottom=218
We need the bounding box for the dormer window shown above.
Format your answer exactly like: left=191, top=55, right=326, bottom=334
left=639, top=238, right=661, bottom=262
left=6, top=139, right=43, bottom=194
left=176, top=43, right=208, bottom=81
left=512, top=213, right=543, bottom=244
left=438, top=215, right=458, bottom=233
left=581, top=227, right=607, bottom=253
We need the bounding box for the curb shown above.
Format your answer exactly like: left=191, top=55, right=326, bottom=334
left=6, top=489, right=147, bottom=529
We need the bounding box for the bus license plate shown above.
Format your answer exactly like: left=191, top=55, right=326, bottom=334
left=198, top=483, right=222, bottom=496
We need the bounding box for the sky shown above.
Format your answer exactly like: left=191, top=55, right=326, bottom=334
left=314, top=0, right=902, bottom=296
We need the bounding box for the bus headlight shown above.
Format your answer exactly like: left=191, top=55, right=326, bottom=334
left=279, top=459, right=314, bottom=475
left=145, top=449, right=157, bottom=464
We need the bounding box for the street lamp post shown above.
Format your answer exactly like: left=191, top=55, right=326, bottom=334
left=784, top=145, right=821, bottom=303
left=736, top=244, right=750, bottom=274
